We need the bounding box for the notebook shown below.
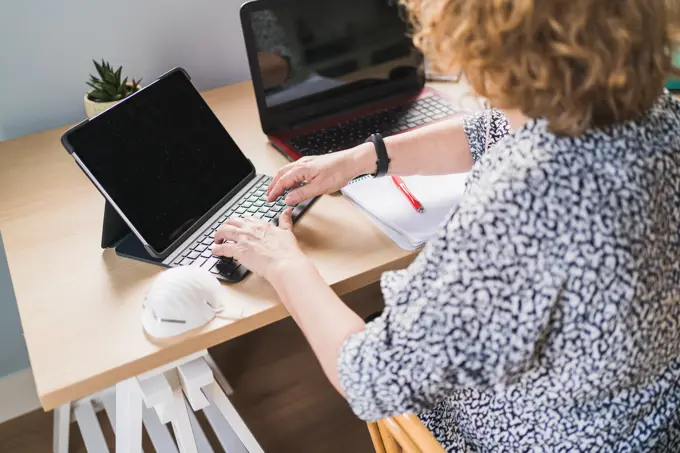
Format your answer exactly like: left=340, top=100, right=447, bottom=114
left=341, top=173, right=470, bottom=250
left=350, top=202, right=422, bottom=251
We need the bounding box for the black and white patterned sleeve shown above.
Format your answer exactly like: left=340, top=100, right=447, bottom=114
left=337, top=172, right=560, bottom=422
left=463, top=109, right=511, bottom=162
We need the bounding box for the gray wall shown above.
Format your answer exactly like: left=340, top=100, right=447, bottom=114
left=0, top=0, right=252, bottom=379
left=0, top=0, right=252, bottom=142
left=0, top=233, right=29, bottom=378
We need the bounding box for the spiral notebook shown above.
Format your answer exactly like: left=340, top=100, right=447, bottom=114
left=341, top=173, right=470, bottom=250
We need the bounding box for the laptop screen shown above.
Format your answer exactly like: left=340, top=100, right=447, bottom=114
left=65, top=69, right=254, bottom=254
left=242, top=0, right=424, bottom=131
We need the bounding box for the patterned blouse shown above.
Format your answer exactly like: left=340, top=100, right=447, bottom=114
left=338, top=92, right=680, bottom=452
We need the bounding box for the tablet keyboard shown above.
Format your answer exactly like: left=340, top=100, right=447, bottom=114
left=172, top=176, right=287, bottom=278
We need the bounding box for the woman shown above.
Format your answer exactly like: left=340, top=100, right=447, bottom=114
left=212, top=0, right=680, bottom=450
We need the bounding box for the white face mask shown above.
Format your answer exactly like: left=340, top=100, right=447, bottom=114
left=141, top=267, right=241, bottom=338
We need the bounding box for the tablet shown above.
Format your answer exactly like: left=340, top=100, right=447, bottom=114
left=61, top=68, right=256, bottom=259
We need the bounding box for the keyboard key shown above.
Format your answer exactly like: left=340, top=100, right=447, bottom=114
left=180, top=258, right=194, bottom=266
left=242, top=201, right=253, bottom=208
left=201, top=248, right=212, bottom=258
left=235, top=207, right=246, bottom=215
left=181, top=250, right=190, bottom=257
left=202, top=236, right=213, bottom=245
left=174, top=257, right=184, bottom=265
left=272, top=205, right=283, bottom=212
left=219, top=215, right=228, bottom=222
left=252, top=212, right=264, bottom=219
left=254, top=200, right=264, bottom=207
left=195, top=244, right=208, bottom=253
left=203, top=257, right=219, bottom=271
left=188, top=251, right=200, bottom=260
left=265, top=211, right=277, bottom=218
left=192, top=257, right=208, bottom=268
left=259, top=206, right=269, bottom=213
left=209, top=231, right=216, bottom=239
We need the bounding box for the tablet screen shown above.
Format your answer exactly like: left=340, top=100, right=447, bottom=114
left=65, top=69, right=254, bottom=255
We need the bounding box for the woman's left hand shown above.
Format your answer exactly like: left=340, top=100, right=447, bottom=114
left=211, top=209, right=308, bottom=282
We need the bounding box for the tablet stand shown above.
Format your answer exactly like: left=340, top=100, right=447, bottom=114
left=101, top=201, right=166, bottom=266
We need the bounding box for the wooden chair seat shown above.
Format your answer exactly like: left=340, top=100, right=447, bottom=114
left=367, top=413, right=446, bottom=453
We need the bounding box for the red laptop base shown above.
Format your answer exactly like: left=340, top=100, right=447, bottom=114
left=268, top=87, right=458, bottom=161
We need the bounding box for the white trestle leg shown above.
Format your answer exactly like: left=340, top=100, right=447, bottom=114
left=54, top=351, right=261, bottom=452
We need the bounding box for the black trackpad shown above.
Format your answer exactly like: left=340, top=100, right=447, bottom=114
left=214, top=258, right=246, bottom=283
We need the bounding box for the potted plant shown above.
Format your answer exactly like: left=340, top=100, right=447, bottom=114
left=84, top=60, right=142, bottom=118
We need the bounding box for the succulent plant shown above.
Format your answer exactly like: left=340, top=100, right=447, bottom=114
left=86, top=59, right=142, bottom=103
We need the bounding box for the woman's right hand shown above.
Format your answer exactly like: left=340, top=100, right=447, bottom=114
left=266, top=144, right=376, bottom=205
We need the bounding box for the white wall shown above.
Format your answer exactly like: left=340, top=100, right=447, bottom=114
left=0, top=0, right=252, bottom=142
left=0, top=0, right=253, bottom=418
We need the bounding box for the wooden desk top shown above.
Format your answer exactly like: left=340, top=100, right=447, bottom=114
left=0, top=80, right=473, bottom=410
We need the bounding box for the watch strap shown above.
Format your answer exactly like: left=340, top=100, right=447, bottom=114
left=365, top=133, right=390, bottom=177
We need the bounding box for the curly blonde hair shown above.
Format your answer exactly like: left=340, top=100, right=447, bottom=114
left=403, top=0, right=680, bottom=135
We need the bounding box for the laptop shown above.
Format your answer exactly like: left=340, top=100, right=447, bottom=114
left=240, top=0, right=459, bottom=161
left=61, top=68, right=316, bottom=283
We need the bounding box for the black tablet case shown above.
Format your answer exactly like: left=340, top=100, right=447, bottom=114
left=101, top=200, right=166, bottom=266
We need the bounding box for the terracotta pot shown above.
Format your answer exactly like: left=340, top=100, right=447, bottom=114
left=84, top=84, right=139, bottom=118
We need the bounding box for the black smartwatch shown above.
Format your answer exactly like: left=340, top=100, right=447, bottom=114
left=365, top=133, right=390, bottom=178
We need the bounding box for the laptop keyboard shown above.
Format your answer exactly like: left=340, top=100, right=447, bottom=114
left=171, top=176, right=286, bottom=277
left=288, top=95, right=457, bottom=156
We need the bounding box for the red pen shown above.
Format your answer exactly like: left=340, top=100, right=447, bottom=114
left=391, top=176, right=425, bottom=213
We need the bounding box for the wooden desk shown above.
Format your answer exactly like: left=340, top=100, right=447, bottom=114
left=0, top=80, right=474, bottom=412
